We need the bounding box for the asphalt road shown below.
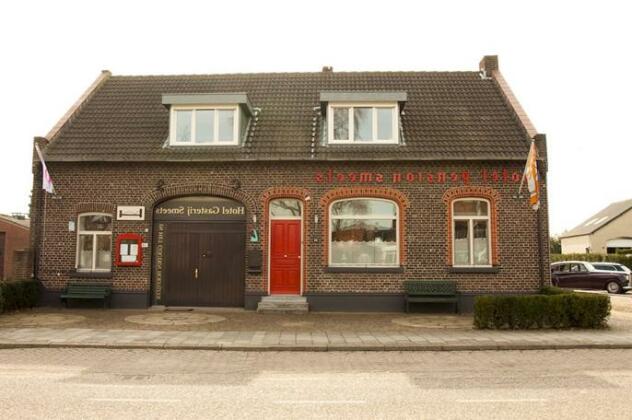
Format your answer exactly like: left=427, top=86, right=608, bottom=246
left=0, top=348, right=630, bottom=419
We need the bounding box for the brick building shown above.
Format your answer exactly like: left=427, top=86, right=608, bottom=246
left=30, top=55, right=550, bottom=311
left=0, top=214, right=31, bottom=281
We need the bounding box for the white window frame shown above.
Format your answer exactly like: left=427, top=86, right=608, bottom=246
left=328, top=197, right=399, bottom=267
left=169, top=105, right=240, bottom=146
left=269, top=198, right=303, bottom=220
left=327, top=102, right=399, bottom=144
left=76, top=212, right=113, bottom=272
left=452, top=198, right=492, bottom=267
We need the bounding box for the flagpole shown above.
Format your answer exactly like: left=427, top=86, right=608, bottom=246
left=41, top=190, right=47, bottom=278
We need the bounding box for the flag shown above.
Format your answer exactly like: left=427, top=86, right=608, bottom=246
left=519, top=140, right=540, bottom=210
left=34, top=144, right=54, bottom=194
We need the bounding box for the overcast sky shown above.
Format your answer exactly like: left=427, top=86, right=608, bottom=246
left=1, top=0, right=630, bottom=235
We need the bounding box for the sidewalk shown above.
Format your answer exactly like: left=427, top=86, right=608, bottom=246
left=1, top=308, right=632, bottom=351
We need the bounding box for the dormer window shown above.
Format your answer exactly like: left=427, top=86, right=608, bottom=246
left=328, top=103, right=398, bottom=144
left=162, top=93, right=254, bottom=147
left=320, top=92, right=406, bottom=146
left=171, top=106, right=239, bottom=145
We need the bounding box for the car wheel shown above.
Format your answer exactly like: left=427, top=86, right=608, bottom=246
left=606, top=281, right=622, bottom=294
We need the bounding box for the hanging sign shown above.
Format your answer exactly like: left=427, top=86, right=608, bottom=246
left=117, top=206, right=145, bottom=221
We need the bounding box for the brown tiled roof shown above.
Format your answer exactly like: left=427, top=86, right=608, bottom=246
left=43, top=71, right=531, bottom=162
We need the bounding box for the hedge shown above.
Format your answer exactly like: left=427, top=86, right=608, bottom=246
left=551, top=253, right=632, bottom=269
left=0, top=280, right=40, bottom=313
left=474, top=287, right=610, bottom=329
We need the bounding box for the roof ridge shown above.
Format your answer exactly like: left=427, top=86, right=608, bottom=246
left=108, top=70, right=480, bottom=78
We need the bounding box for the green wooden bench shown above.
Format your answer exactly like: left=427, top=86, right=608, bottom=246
left=404, top=280, right=458, bottom=313
left=60, top=282, right=112, bottom=308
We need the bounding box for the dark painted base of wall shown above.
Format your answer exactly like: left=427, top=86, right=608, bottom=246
left=39, top=290, right=149, bottom=309
left=37, top=289, right=526, bottom=313
left=304, top=293, right=477, bottom=313
left=245, top=293, right=265, bottom=310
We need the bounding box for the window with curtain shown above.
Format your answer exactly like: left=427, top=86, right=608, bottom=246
left=452, top=199, right=491, bottom=266
left=329, top=198, right=398, bottom=267
left=76, top=213, right=112, bottom=271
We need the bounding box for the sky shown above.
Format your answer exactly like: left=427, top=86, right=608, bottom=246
left=0, top=0, right=630, bottom=236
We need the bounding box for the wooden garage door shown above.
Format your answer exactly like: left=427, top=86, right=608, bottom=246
left=164, top=223, right=245, bottom=307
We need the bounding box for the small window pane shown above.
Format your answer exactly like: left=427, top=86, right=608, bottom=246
left=454, top=220, right=470, bottom=265
left=354, top=107, right=372, bottom=141
left=331, top=199, right=396, bottom=217
left=454, top=200, right=488, bottom=216
left=218, top=110, right=235, bottom=142
left=175, top=110, right=192, bottom=142
left=473, top=220, right=489, bottom=265
left=79, top=215, right=112, bottom=231
left=96, top=235, right=111, bottom=270
left=333, top=108, right=349, bottom=140
left=377, top=108, right=394, bottom=140
left=270, top=199, right=302, bottom=217
left=78, top=235, right=94, bottom=269
left=331, top=219, right=397, bottom=266
left=195, top=110, right=214, bottom=143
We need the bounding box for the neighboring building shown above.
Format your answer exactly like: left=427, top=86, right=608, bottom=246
left=560, top=199, right=632, bottom=254
left=0, top=214, right=30, bottom=280
left=30, top=55, right=550, bottom=311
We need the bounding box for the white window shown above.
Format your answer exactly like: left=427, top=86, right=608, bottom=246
left=327, top=103, right=399, bottom=144
left=452, top=199, right=491, bottom=267
left=269, top=198, right=302, bottom=219
left=76, top=213, right=112, bottom=272
left=329, top=198, right=399, bottom=267
left=170, top=105, right=239, bottom=145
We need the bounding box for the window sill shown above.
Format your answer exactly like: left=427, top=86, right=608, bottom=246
left=448, top=267, right=500, bottom=274
left=69, top=270, right=113, bottom=279
left=325, top=266, right=404, bottom=274
left=327, top=141, right=400, bottom=146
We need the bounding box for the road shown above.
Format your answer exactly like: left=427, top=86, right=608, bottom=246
left=0, top=348, right=630, bottom=419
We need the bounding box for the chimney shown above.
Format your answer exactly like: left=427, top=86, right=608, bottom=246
left=321, top=66, right=333, bottom=73
left=479, top=55, right=499, bottom=77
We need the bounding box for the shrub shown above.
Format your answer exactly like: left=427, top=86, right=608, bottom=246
left=474, top=291, right=610, bottom=329
left=550, top=253, right=632, bottom=269
left=0, top=280, right=40, bottom=313
left=540, top=286, right=571, bottom=295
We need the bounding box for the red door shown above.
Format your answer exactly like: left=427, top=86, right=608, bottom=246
left=270, top=220, right=301, bottom=294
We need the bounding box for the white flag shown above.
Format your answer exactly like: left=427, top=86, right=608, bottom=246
left=34, top=144, right=54, bottom=194
left=519, top=140, right=540, bottom=210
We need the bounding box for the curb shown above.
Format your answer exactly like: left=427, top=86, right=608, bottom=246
left=3, top=341, right=632, bottom=352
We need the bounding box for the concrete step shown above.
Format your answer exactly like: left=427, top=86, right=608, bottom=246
left=257, top=296, right=309, bottom=314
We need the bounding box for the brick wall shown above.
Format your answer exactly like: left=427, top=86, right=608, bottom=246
left=32, top=160, right=550, bottom=301
left=0, top=219, right=30, bottom=280
left=12, top=249, right=33, bottom=280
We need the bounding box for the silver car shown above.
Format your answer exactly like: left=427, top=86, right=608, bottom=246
left=591, top=262, right=632, bottom=283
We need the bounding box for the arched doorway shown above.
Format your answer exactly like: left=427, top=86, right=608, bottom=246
left=153, top=196, right=246, bottom=307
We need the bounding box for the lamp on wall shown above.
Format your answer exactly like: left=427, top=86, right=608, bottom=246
left=314, top=214, right=319, bottom=224
left=230, top=179, right=241, bottom=190
left=156, top=179, right=165, bottom=192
